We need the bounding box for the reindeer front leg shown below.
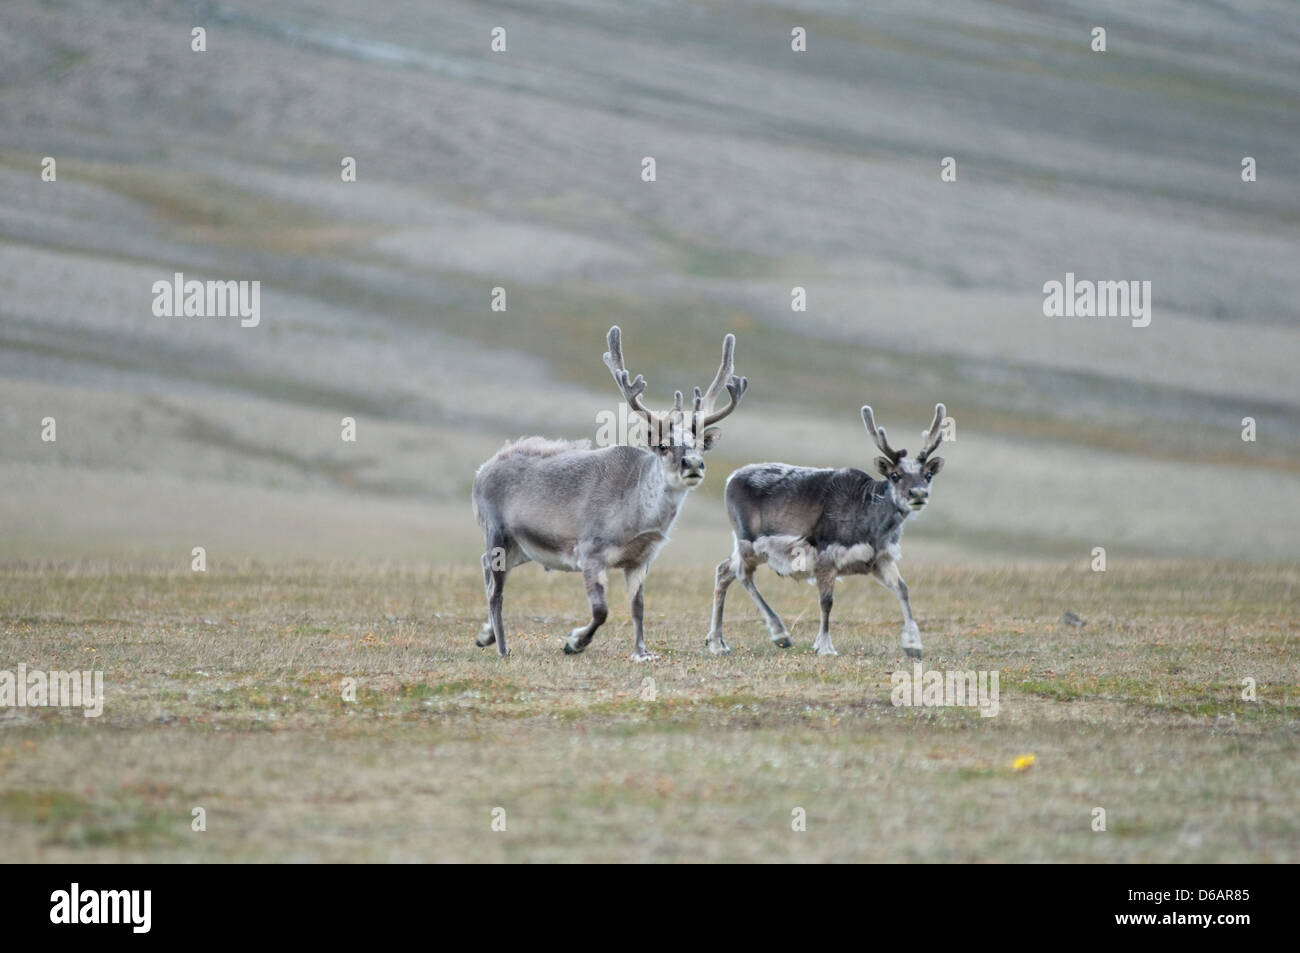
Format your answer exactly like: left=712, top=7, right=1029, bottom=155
left=873, top=560, right=922, bottom=659
left=564, top=562, right=608, bottom=654
left=625, top=566, right=656, bottom=662
left=813, top=566, right=837, bottom=656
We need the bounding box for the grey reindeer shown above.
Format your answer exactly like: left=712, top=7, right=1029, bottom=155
left=706, top=403, right=947, bottom=658
left=472, top=326, right=748, bottom=660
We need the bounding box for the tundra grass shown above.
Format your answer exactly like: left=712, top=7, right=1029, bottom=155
left=0, top=560, right=1295, bottom=862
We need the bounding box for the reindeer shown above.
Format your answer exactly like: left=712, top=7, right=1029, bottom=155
left=472, top=326, right=748, bottom=660
left=706, top=403, right=947, bottom=658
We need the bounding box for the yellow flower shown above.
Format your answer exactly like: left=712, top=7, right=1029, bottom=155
left=1012, top=754, right=1036, bottom=772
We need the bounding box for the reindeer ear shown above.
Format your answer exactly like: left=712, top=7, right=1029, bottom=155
left=875, top=456, right=893, bottom=477
left=699, top=426, right=722, bottom=451
left=923, top=455, right=945, bottom=477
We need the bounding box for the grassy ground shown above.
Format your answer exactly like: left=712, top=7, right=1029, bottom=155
left=0, top=559, right=1295, bottom=862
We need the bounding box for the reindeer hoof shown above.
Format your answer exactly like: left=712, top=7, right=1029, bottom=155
left=773, top=635, right=793, bottom=649
left=630, top=651, right=657, bottom=662
left=475, top=635, right=495, bottom=648
left=563, top=642, right=584, bottom=655
left=705, top=632, right=731, bottom=655
left=904, top=647, right=923, bottom=660
left=815, top=646, right=838, bottom=657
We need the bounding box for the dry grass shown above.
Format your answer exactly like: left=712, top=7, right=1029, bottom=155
left=0, top=559, right=1296, bottom=862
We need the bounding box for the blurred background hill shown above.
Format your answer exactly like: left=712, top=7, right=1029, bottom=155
left=2, top=0, right=1298, bottom=565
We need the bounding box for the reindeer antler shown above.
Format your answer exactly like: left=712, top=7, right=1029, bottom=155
left=695, top=333, right=748, bottom=428
left=604, top=326, right=748, bottom=444
left=861, top=405, right=905, bottom=462
left=603, top=326, right=656, bottom=429
left=917, top=403, right=946, bottom=461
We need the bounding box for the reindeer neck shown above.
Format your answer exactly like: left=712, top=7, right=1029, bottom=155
left=637, top=450, right=691, bottom=524
left=864, top=477, right=911, bottom=533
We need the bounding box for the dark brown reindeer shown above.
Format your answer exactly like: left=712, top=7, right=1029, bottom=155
left=707, top=403, right=947, bottom=658
left=472, top=326, right=748, bottom=660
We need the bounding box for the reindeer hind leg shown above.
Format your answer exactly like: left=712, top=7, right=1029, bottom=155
left=706, top=551, right=738, bottom=655
left=736, top=541, right=793, bottom=648
left=479, top=530, right=513, bottom=657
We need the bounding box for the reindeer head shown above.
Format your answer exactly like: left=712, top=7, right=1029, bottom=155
left=603, top=326, right=748, bottom=490
left=861, top=403, right=946, bottom=513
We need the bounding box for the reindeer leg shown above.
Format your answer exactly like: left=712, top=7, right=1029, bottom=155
left=480, top=545, right=510, bottom=658
left=736, top=546, right=793, bottom=648
left=873, top=560, right=922, bottom=659
left=564, top=563, right=608, bottom=655
left=705, top=554, right=737, bottom=655
left=625, top=566, right=655, bottom=662
left=478, top=555, right=498, bottom=647
left=812, top=566, right=837, bottom=656
left=479, top=535, right=523, bottom=654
